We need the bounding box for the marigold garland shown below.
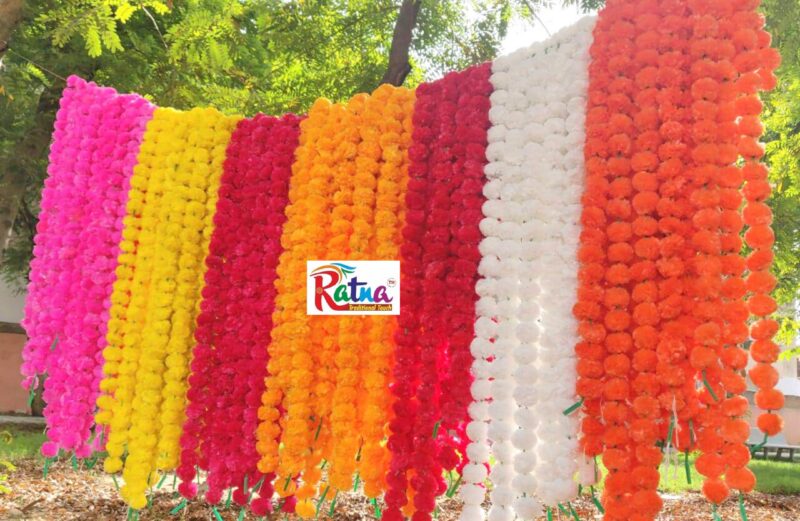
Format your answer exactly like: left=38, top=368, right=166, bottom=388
left=175, top=114, right=301, bottom=504
left=576, top=1, right=781, bottom=520
left=22, top=77, right=153, bottom=458
left=257, top=87, right=413, bottom=518
left=358, top=86, right=415, bottom=499
left=21, top=8, right=785, bottom=519
left=96, top=107, right=239, bottom=508
left=97, top=108, right=176, bottom=480
left=384, top=64, right=491, bottom=521
left=581, top=3, right=650, bottom=518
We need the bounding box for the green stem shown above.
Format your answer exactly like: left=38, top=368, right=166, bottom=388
left=248, top=476, right=266, bottom=504
left=314, top=418, right=323, bottom=441
left=316, top=485, right=330, bottom=517
left=567, top=502, right=580, bottom=521
left=750, top=433, right=769, bottom=456
left=446, top=474, right=462, bottom=497
left=739, top=493, right=749, bottom=521
left=169, top=499, right=187, bottom=515
left=590, top=486, right=604, bottom=514
left=666, top=416, right=675, bottom=450
left=702, top=370, right=719, bottom=402
left=684, top=451, right=692, bottom=484
left=562, top=398, right=584, bottom=416
left=328, top=492, right=339, bottom=516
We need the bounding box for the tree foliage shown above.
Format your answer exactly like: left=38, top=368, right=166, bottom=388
left=3, top=0, right=580, bottom=288
left=1, top=0, right=797, bottom=348
left=761, top=0, right=800, bottom=349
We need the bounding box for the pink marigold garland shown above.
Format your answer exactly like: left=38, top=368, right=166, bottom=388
left=385, top=63, right=491, bottom=521
left=21, top=76, right=153, bottom=458
left=177, top=114, right=302, bottom=505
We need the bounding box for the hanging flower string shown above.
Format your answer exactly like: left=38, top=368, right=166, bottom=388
left=20, top=6, right=783, bottom=518
left=96, top=107, right=239, bottom=509
left=23, top=77, right=153, bottom=459
left=176, top=113, right=301, bottom=511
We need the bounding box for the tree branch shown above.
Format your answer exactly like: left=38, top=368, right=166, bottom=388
left=380, top=0, right=421, bottom=87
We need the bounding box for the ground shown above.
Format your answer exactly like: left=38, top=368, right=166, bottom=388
left=1, top=425, right=799, bottom=520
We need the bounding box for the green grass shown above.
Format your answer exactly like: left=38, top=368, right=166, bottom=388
left=658, top=453, right=800, bottom=495
left=588, top=452, right=800, bottom=495
left=0, top=425, right=47, bottom=462
left=741, top=459, right=799, bottom=494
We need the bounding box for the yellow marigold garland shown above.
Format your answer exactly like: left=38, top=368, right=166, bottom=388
left=95, top=107, right=239, bottom=509
left=97, top=110, right=174, bottom=474
left=325, top=93, right=368, bottom=495
left=155, top=109, right=238, bottom=470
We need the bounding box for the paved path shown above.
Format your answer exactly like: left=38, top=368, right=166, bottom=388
left=0, top=415, right=45, bottom=426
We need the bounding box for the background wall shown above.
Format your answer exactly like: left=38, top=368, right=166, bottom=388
left=0, top=279, right=27, bottom=413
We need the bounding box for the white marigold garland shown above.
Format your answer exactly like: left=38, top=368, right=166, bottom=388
left=460, top=16, right=596, bottom=521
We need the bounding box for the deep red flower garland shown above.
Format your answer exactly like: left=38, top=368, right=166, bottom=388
left=437, top=64, right=492, bottom=476
left=385, top=63, right=491, bottom=521
left=176, top=114, right=302, bottom=506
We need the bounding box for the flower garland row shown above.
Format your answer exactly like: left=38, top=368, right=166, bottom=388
left=575, top=1, right=784, bottom=521
left=21, top=3, right=784, bottom=517
left=22, top=77, right=153, bottom=458
left=387, top=63, right=491, bottom=521
left=95, top=107, right=240, bottom=509
left=175, top=113, right=302, bottom=515
left=255, top=85, right=415, bottom=519
left=461, top=17, right=596, bottom=521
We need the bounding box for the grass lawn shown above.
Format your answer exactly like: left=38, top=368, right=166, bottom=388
left=658, top=453, right=800, bottom=495
left=0, top=425, right=46, bottom=462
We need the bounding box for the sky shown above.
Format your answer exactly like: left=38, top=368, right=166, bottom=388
left=500, top=4, right=595, bottom=55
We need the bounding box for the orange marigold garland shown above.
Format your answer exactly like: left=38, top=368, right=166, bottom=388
left=256, top=88, right=413, bottom=518
left=314, top=95, right=365, bottom=504
left=733, top=3, right=785, bottom=444
left=583, top=2, right=648, bottom=519
left=257, top=99, right=338, bottom=481
left=358, top=86, right=415, bottom=499
left=684, top=0, right=781, bottom=510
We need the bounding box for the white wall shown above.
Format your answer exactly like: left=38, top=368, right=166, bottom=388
left=0, top=279, right=26, bottom=324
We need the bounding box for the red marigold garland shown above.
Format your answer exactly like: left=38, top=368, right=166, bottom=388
left=176, top=114, right=301, bottom=507
left=385, top=64, right=491, bottom=521
left=385, top=86, right=431, bottom=521
left=436, top=64, right=491, bottom=477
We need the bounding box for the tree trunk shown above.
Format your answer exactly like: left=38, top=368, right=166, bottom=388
left=0, top=0, right=27, bottom=251
left=381, top=0, right=421, bottom=87
left=0, top=181, right=25, bottom=251
left=0, top=0, right=25, bottom=61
